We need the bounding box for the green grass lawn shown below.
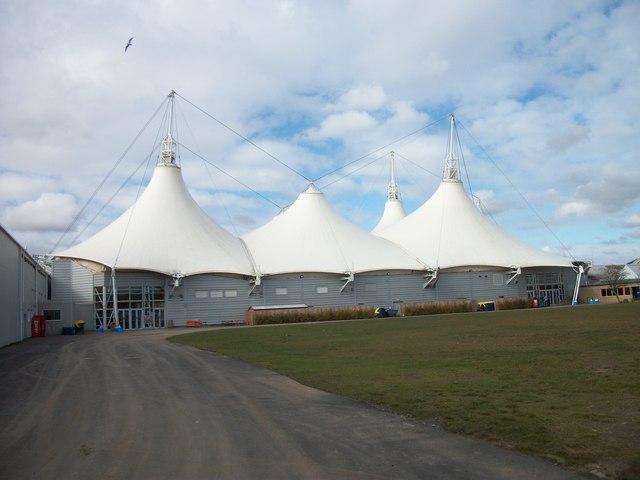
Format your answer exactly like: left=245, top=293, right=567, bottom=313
left=170, top=303, right=640, bottom=480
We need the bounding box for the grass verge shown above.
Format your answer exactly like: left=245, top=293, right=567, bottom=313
left=170, top=303, right=640, bottom=479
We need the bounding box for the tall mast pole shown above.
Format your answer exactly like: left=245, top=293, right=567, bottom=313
left=443, top=113, right=459, bottom=181
left=388, top=151, right=399, bottom=200
left=160, top=90, right=177, bottom=165
left=112, top=267, right=119, bottom=329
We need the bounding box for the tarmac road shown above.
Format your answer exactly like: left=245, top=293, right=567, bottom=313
left=0, top=328, right=595, bottom=480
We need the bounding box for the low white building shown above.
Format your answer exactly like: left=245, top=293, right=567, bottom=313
left=578, top=262, right=640, bottom=304
left=53, top=93, right=254, bottom=330
left=242, top=182, right=427, bottom=309
left=376, top=115, right=577, bottom=305
left=0, top=225, right=50, bottom=346
left=49, top=99, right=580, bottom=331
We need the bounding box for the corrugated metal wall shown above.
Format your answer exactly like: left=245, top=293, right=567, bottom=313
left=47, top=259, right=95, bottom=333
left=165, top=280, right=185, bottom=327
left=176, top=274, right=252, bottom=326
left=111, top=271, right=166, bottom=288
left=0, top=230, right=22, bottom=346
left=247, top=270, right=530, bottom=311
left=1, top=228, right=50, bottom=346
left=254, top=273, right=354, bottom=308
left=51, top=259, right=93, bottom=303
left=433, top=270, right=521, bottom=302
left=248, top=269, right=557, bottom=311
left=48, top=262, right=579, bottom=329
left=72, top=263, right=94, bottom=303
left=355, top=272, right=432, bottom=306
left=21, top=259, right=49, bottom=329
left=51, top=259, right=72, bottom=303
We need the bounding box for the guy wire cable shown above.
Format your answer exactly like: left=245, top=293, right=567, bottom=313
left=458, top=120, right=575, bottom=261
left=312, top=114, right=450, bottom=183
left=176, top=98, right=242, bottom=236
left=179, top=142, right=283, bottom=210
left=50, top=96, right=167, bottom=253
left=175, top=92, right=311, bottom=182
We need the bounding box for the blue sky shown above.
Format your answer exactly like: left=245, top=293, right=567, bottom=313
left=0, top=0, right=638, bottom=265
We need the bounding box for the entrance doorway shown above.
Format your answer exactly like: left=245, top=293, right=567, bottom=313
left=118, top=309, right=144, bottom=329
left=94, top=285, right=165, bottom=330
left=525, top=272, right=565, bottom=305
left=144, top=309, right=165, bottom=328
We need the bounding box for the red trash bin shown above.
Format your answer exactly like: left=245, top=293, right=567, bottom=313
left=31, top=315, right=46, bottom=337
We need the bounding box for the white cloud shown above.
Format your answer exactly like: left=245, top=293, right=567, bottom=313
left=556, top=200, right=590, bottom=218
left=0, top=0, right=637, bottom=264
left=388, top=101, right=429, bottom=126
left=306, top=111, right=377, bottom=140
left=547, top=126, right=591, bottom=153
left=622, top=214, right=640, bottom=228
left=336, top=84, right=387, bottom=112
left=471, top=189, right=516, bottom=216
left=1, top=193, right=77, bottom=232
left=0, top=172, right=59, bottom=202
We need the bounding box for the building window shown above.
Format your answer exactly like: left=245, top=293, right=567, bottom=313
left=195, top=291, right=208, bottom=299
left=275, top=287, right=288, bottom=296
left=224, top=290, right=238, bottom=297
left=43, top=310, right=61, bottom=320
left=316, top=286, right=329, bottom=294
left=211, top=290, right=223, bottom=298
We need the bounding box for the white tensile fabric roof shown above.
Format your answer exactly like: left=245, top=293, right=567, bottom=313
left=376, top=179, right=574, bottom=270
left=54, top=163, right=255, bottom=276
left=241, top=184, right=426, bottom=275
left=55, top=169, right=572, bottom=277
left=54, top=108, right=572, bottom=278
left=371, top=198, right=406, bottom=234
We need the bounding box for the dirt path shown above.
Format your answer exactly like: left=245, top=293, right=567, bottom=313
left=0, top=329, right=595, bottom=479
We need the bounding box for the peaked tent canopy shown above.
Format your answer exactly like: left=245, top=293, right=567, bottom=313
left=54, top=92, right=255, bottom=277
left=372, top=151, right=406, bottom=233
left=376, top=114, right=574, bottom=270
left=241, top=183, right=426, bottom=276
left=377, top=179, right=573, bottom=269
left=372, top=198, right=406, bottom=234
left=54, top=163, right=256, bottom=276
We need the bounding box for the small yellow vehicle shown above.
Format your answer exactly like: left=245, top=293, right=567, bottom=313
left=477, top=301, right=495, bottom=311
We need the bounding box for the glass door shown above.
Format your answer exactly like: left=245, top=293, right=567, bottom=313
left=130, top=309, right=143, bottom=329
left=118, top=310, right=130, bottom=329
left=153, top=308, right=165, bottom=328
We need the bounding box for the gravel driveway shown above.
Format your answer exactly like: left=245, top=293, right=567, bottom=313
left=0, top=329, right=595, bottom=480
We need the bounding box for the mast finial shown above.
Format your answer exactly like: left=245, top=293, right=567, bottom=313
left=160, top=91, right=177, bottom=165
left=443, top=113, right=459, bottom=181
left=388, top=151, right=399, bottom=200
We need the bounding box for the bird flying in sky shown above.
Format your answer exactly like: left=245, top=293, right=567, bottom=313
left=125, top=37, right=134, bottom=52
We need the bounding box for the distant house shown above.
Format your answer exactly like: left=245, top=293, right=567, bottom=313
left=578, top=261, right=640, bottom=304
left=0, top=225, right=50, bottom=347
